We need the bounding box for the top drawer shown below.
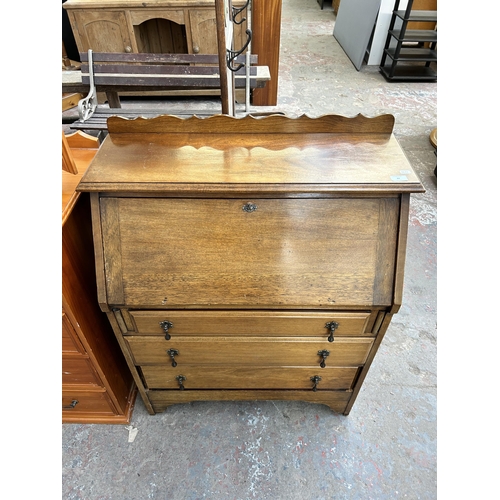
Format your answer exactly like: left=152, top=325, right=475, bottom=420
left=99, top=197, right=400, bottom=308
left=128, top=310, right=374, bottom=337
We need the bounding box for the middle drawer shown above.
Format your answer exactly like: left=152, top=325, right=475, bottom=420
left=126, top=336, right=374, bottom=367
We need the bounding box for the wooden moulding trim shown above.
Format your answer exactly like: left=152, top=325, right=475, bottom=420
left=64, top=1, right=246, bottom=10
left=77, top=183, right=425, bottom=195
left=106, top=113, right=396, bottom=135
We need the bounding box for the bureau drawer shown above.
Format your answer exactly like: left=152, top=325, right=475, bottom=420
left=126, top=336, right=373, bottom=367
left=62, top=357, right=102, bottom=386
left=141, top=366, right=360, bottom=390
left=128, top=310, right=373, bottom=337
left=100, top=197, right=399, bottom=308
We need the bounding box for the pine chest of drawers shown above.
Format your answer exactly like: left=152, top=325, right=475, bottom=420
left=77, top=113, right=424, bottom=415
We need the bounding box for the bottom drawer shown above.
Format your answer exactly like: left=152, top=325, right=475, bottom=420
left=148, top=389, right=353, bottom=414
left=62, top=390, right=115, bottom=416
left=142, top=366, right=360, bottom=391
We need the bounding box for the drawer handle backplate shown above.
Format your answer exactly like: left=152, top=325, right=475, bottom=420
left=325, top=321, right=339, bottom=342
left=310, top=375, right=322, bottom=392
left=159, top=320, right=173, bottom=340
left=242, top=202, right=257, bottom=212
left=63, top=399, right=79, bottom=409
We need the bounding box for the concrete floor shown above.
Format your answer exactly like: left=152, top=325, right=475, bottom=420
left=62, top=1, right=437, bottom=498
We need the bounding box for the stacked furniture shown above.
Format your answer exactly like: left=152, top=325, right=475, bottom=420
left=63, top=131, right=137, bottom=423
left=75, top=114, right=424, bottom=416
left=62, top=0, right=283, bottom=106
left=379, top=0, right=437, bottom=81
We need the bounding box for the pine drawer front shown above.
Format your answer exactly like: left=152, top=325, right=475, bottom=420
left=100, top=197, right=400, bottom=309
left=128, top=310, right=374, bottom=338
left=126, top=336, right=373, bottom=367
left=62, top=390, right=116, bottom=416
left=62, top=357, right=102, bottom=386
left=141, top=366, right=361, bottom=390
left=62, top=310, right=85, bottom=354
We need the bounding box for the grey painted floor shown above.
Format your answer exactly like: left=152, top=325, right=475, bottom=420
left=62, top=1, right=437, bottom=498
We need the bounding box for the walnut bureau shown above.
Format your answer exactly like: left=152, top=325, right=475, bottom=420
left=76, top=114, right=424, bottom=415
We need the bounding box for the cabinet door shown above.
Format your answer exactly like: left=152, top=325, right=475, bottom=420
left=71, top=11, right=133, bottom=53
left=188, top=8, right=245, bottom=55
left=188, top=9, right=218, bottom=55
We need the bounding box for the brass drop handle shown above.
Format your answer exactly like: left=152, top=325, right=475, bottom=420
left=159, top=320, right=174, bottom=340
left=318, top=349, right=330, bottom=368
left=63, top=400, right=79, bottom=409
left=310, top=375, right=322, bottom=392
left=176, top=375, right=186, bottom=390
left=167, top=348, right=179, bottom=367
left=325, top=321, right=339, bottom=342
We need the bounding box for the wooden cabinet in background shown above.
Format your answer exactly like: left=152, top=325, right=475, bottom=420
left=63, top=0, right=281, bottom=106
left=63, top=0, right=247, bottom=56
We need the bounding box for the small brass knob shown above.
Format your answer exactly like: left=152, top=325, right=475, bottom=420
left=125, top=46, right=132, bottom=53
left=193, top=45, right=200, bottom=54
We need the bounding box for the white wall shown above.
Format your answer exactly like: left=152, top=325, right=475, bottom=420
left=367, top=0, right=408, bottom=65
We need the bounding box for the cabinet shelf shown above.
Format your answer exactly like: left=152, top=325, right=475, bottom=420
left=394, top=9, right=437, bottom=22
left=380, top=64, right=437, bottom=81
left=384, top=48, right=437, bottom=61
left=380, top=0, right=437, bottom=82
left=389, top=29, right=437, bottom=43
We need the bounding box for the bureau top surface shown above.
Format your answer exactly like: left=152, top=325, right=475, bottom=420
left=77, top=114, right=425, bottom=195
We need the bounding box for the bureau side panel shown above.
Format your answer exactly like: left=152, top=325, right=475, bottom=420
left=100, top=197, right=125, bottom=305
left=373, top=197, right=400, bottom=304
